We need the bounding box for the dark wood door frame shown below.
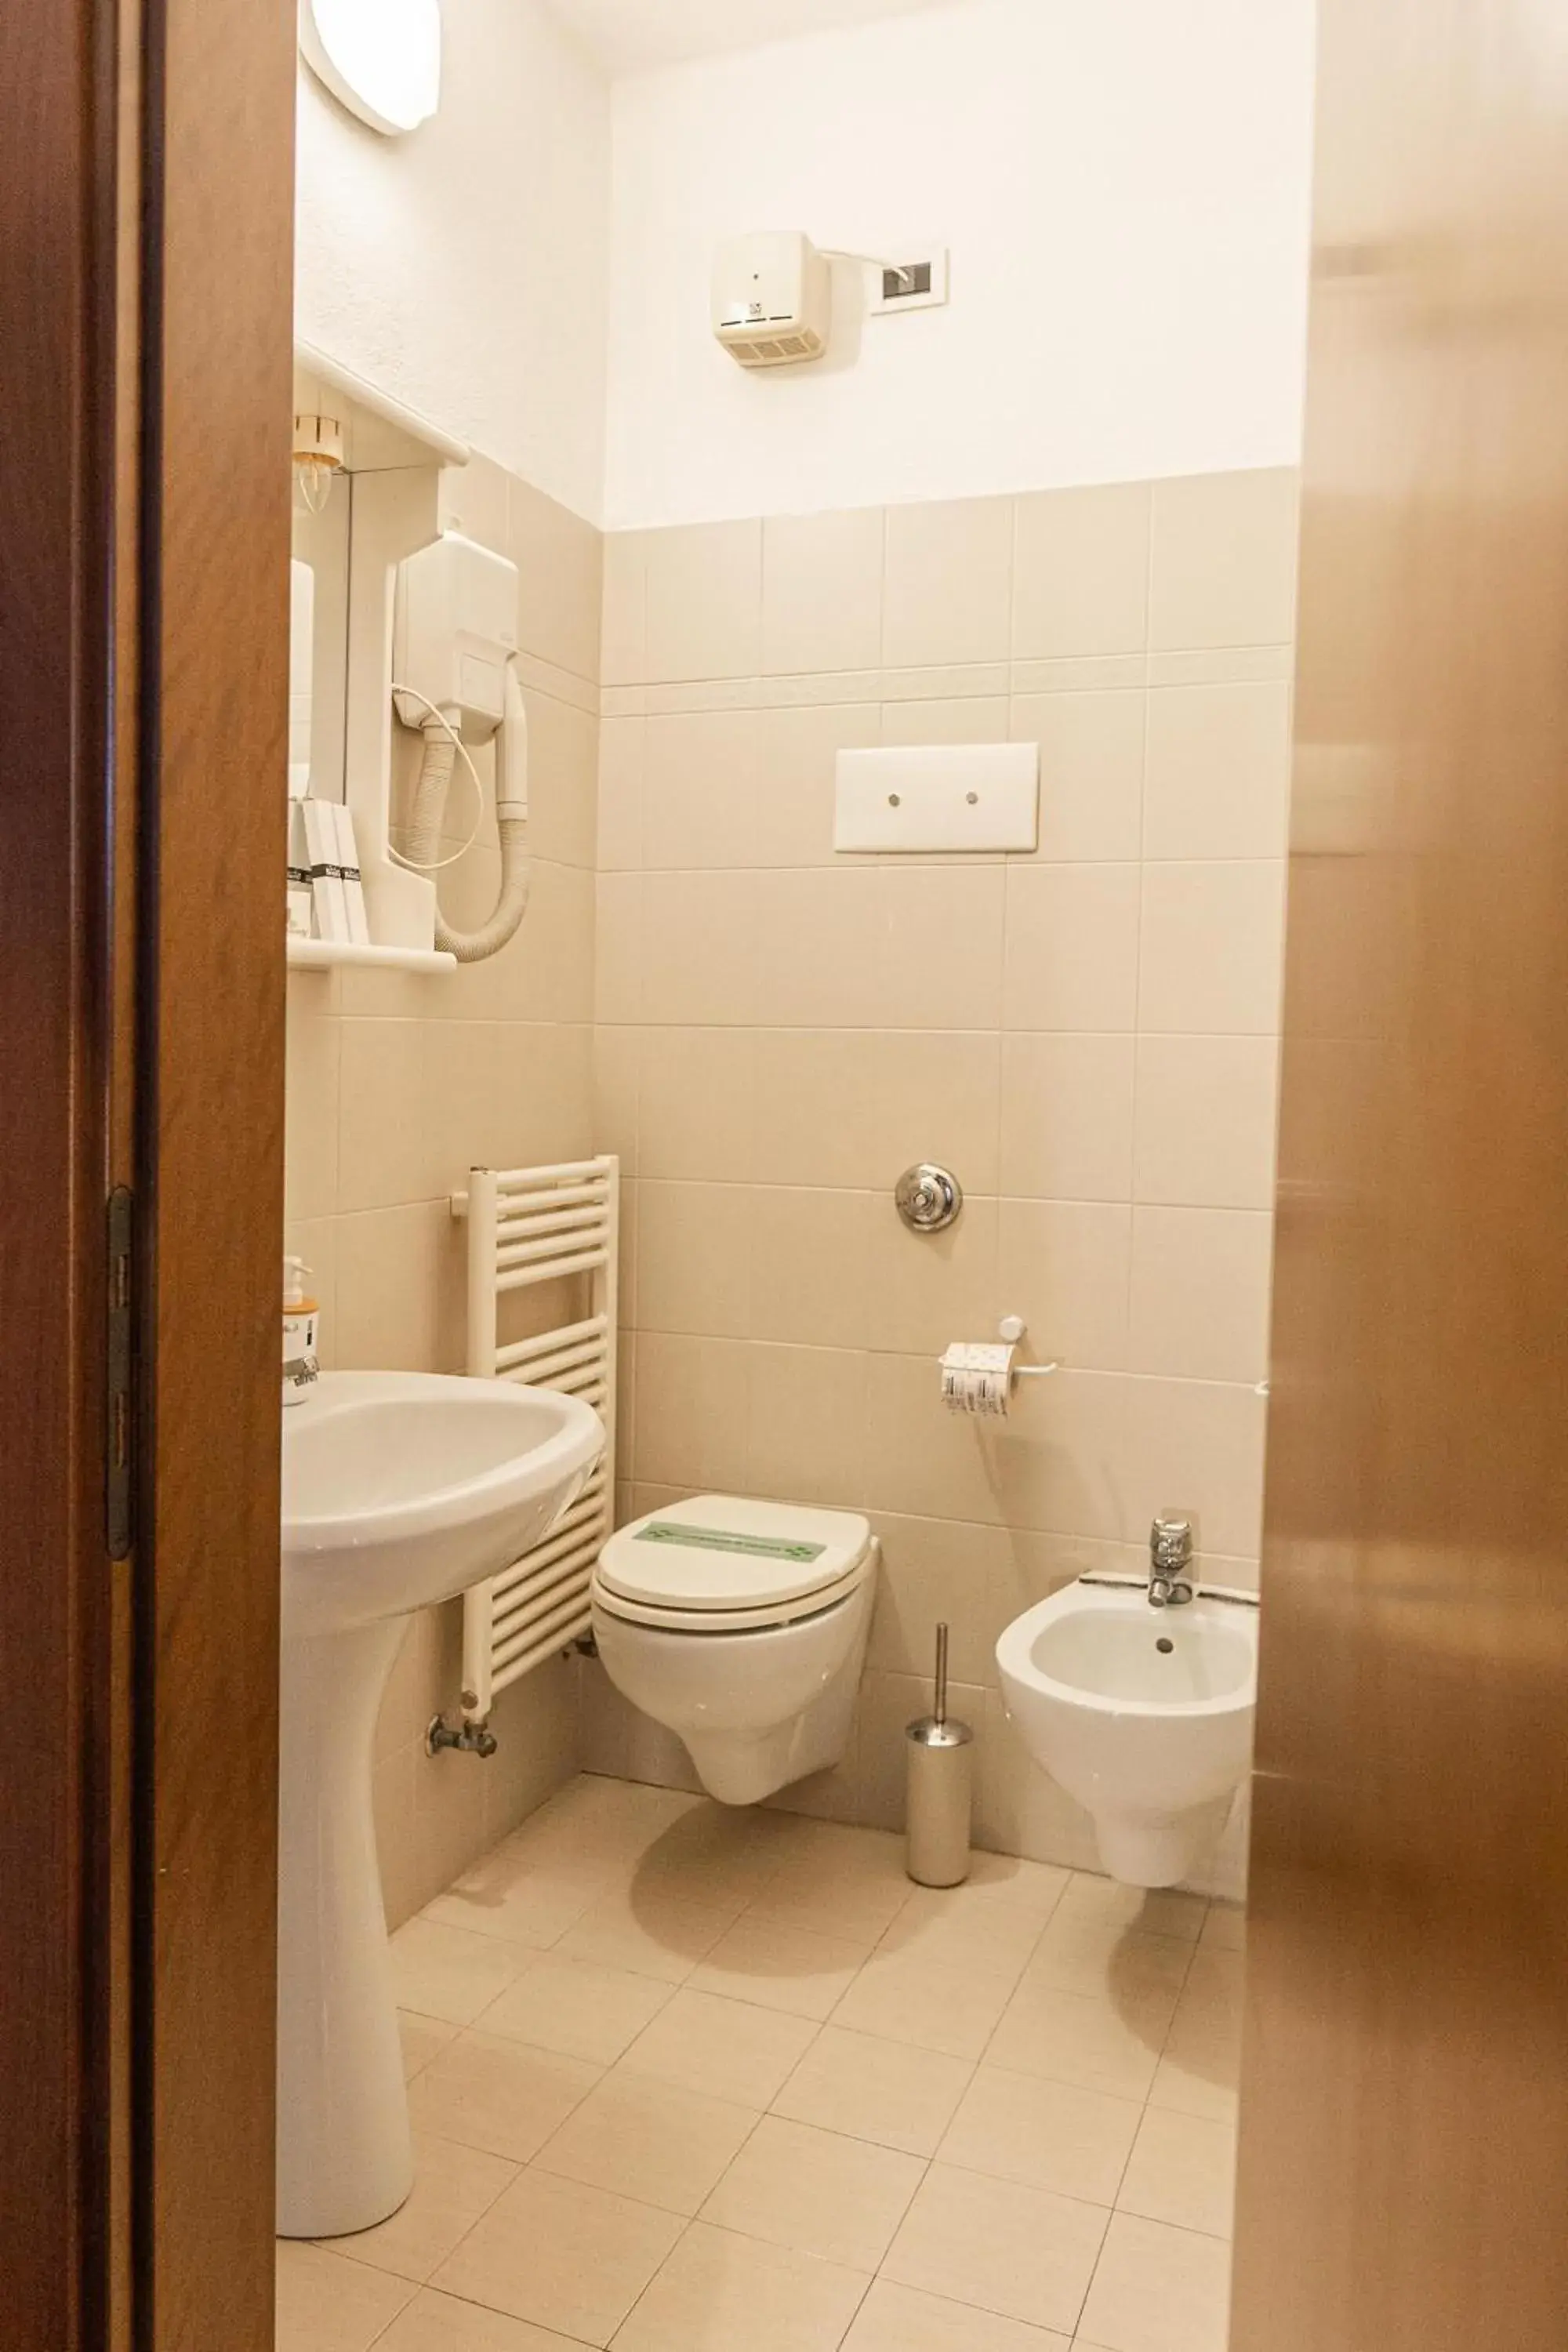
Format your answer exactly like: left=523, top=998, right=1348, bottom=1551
left=0, top=1, right=294, bottom=2343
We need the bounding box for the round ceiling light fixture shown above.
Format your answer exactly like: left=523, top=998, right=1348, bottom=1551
left=299, top=0, right=442, bottom=137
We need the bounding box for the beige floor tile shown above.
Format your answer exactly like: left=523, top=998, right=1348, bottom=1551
left=619, top=1987, right=820, bottom=2107
left=423, top=1855, right=600, bottom=1948
left=745, top=1824, right=913, bottom=1942
left=1146, top=1991, right=1243, bottom=2125
left=631, top=1809, right=793, bottom=1909
left=376, top=2287, right=586, bottom=2350
left=408, top=2030, right=601, bottom=2163
left=938, top=2066, right=1142, bottom=2207
left=1180, top=1947, right=1245, bottom=2021
left=881, top=2163, right=1108, bottom=2336
left=771, top=2024, right=973, bottom=2157
left=398, top=2011, right=457, bottom=2082
left=1023, top=1919, right=1193, bottom=2004
left=612, top=2221, right=871, bottom=2352
left=986, top=1980, right=1175, bottom=2103
left=688, top=1915, right=871, bottom=2020
left=1198, top=1900, right=1247, bottom=1953
left=552, top=1885, right=735, bottom=1983
left=535, top=2069, right=758, bottom=2215
left=274, top=2241, right=416, bottom=2352
left=830, top=1948, right=1016, bottom=2060
left=1053, top=1875, right=1206, bottom=1944
left=389, top=1918, right=535, bottom=2027
left=1075, top=2212, right=1231, bottom=2352
left=843, top=2278, right=1070, bottom=2350
left=699, top=2114, right=925, bottom=2270
left=878, top=1857, right=1069, bottom=1973
left=477, top=1951, right=674, bottom=2063
left=431, top=2169, right=683, bottom=2347
left=323, top=2132, right=515, bottom=2285
left=1116, top=2107, right=1236, bottom=2238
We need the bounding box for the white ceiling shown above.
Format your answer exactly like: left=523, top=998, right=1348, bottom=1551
left=547, top=0, right=954, bottom=76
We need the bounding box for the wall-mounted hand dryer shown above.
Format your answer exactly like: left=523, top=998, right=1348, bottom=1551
left=712, top=232, right=831, bottom=368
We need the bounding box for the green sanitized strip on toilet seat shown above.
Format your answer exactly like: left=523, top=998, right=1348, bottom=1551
left=635, top=1522, right=828, bottom=1565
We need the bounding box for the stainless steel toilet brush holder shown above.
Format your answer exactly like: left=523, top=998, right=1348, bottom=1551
left=905, top=1623, right=973, bottom=1888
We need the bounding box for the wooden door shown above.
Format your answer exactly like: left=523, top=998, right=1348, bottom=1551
left=1233, top=2, right=1568, bottom=2345
left=0, top=0, right=295, bottom=2343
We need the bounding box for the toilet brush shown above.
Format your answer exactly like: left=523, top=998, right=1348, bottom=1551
left=904, top=1622, right=974, bottom=1887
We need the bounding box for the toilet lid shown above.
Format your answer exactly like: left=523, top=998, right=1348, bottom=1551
left=597, top=1494, right=872, bottom=1614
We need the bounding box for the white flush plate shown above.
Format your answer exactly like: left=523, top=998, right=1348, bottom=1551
left=834, top=742, right=1039, bottom=854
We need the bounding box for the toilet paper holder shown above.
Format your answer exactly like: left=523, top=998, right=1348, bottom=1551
left=939, top=1316, right=1059, bottom=1415
left=996, top=1314, right=1058, bottom=1375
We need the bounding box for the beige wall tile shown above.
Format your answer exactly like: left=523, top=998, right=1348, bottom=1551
left=637, top=1181, right=752, bottom=1338
left=520, top=690, right=598, bottom=871
left=1149, top=467, right=1299, bottom=652
left=634, top=1332, right=753, bottom=1491
left=1003, top=865, right=1141, bottom=1031
left=438, top=453, right=510, bottom=553
left=987, top=1368, right=1133, bottom=1542
left=641, top=709, right=763, bottom=869
left=750, top=1030, right=882, bottom=1189
left=1143, top=680, right=1290, bottom=860
left=863, top=1351, right=1004, bottom=1527
left=637, top=1028, right=756, bottom=1181
left=1136, top=860, right=1286, bottom=1035
left=867, top=1515, right=1013, bottom=1686
left=861, top=1194, right=1000, bottom=1357
left=1119, top=1375, right=1266, bottom=1557
left=644, top=520, right=764, bottom=683
left=748, top=1188, right=873, bottom=1348
left=862, top=1029, right=1004, bottom=1196
left=510, top=477, right=603, bottom=684
left=641, top=870, right=760, bottom=1025
left=884, top=497, right=1014, bottom=669
left=752, top=867, right=884, bottom=1029
left=997, top=1199, right=1131, bottom=1373
left=879, top=694, right=1010, bottom=747
left=333, top=1202, right=464, bottom=1374
left=763, top=508, right=885, bottom=675
left=746, top=1341, right=870, bottom=1508
left=597, top=715, right=644, bottom=870
left=595, top=873, right=644, bottom=1025
left=591, top=1025, right=641, bottom=1172
left=881, top=2163, right=1108, bottom=2335
left=999, top=1034, right=1136, bottom=1200
left=755, top=701, right=880, bottom=866
left=285, top=992, right=340, bottom=1222
left=1129, top=1207, right=1273, bottom=1382
left=1133, top=1034, right=1280, bottom=1210
left=601, top=531, right=648, bottom=686
left=876, top=866, right=1007, bottom=1030
left=1013, top=482, right=1151, bottom=659
left=1011, top=690, right=1145, bottom=863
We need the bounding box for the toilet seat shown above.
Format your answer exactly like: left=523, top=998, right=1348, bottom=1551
left=593, top=1494, right=873, bottom=1635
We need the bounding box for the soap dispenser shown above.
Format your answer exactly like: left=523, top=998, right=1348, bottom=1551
left=283, top=1257, right=319, bottom=1406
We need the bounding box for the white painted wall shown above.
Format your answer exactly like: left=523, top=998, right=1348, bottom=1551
left=604, top=0, right=1316, bottom=528
left=296, top=0, right=612, bottom=521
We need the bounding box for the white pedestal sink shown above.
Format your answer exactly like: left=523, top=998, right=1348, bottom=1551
left=277, top=1370, right=604, bottom=2240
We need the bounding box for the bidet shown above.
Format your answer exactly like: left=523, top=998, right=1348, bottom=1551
left=996, top=1575, right=1258, bottom=1887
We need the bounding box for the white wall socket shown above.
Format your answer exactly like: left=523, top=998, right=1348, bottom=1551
left=868, top=244, right=949, bottom=316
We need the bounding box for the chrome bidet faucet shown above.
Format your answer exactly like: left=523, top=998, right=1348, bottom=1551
left=1148, top=1515, right=1196, bottom=1609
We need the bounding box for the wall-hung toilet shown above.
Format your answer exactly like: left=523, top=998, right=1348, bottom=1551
left=590, top=1495, right=876, bottom=1806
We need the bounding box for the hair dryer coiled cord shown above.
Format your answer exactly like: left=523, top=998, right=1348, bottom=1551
left=397, top=670, right=531, bottom=964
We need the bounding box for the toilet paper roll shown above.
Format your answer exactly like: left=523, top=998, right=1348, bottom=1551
left=940, top=1341, right=1014, bottom=1417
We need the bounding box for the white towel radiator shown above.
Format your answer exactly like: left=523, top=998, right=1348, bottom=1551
left=448, top=1155, right=618, bottom=1726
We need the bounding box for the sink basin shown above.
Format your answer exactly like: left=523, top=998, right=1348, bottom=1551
left=276, top=1371, right=604, bottom=2241
left=282, top=1370, right=603, bottom=1635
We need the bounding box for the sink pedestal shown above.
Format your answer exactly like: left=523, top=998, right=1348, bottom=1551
left=277, top=1617, right=414, bottom=2239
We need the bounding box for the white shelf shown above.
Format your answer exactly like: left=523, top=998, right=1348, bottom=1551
left=287, top=937, right=457, bottom=975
